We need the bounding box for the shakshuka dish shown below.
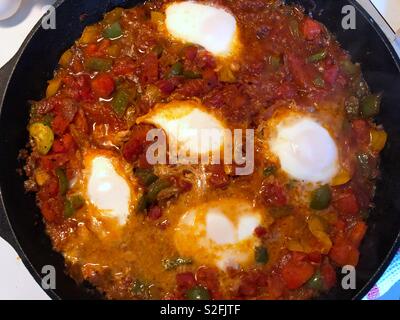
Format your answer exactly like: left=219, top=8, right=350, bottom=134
left=23, top=0, right=387, bottom=300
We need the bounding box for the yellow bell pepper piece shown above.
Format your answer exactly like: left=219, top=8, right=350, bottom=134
left=59, top=49, right=73, bottom=67
left=80, top=25, right=99, bottom=44
left=29, top=123, right=54, bottom=155
left=287, top=240, right=306, bottom=252
left=370, top=129, right=387, bottom=152
left=218, top=65, right=237, bottom=83
left=46, top=78, right=62, bottom=98
left=35, top=169, right=50, bottom=186
left=331, top=169, right=351, bottom=186
left=107, top=44, right=121, bottom=57
left=150, top=11, right=165, bottom=28
left=319, top=211, right=338, bottom=224
left=308, top=216, right=332, bottom=254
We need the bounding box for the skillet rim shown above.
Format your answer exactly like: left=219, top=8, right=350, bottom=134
left=341, top=0, right=400, bottom=300
left=0, top=0, right=399, bottom=300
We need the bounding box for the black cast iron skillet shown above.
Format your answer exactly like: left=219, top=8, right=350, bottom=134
left=0, top=0, right=399, bottom=300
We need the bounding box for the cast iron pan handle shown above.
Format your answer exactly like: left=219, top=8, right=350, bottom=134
left=0, top=56, right=19, bottom=249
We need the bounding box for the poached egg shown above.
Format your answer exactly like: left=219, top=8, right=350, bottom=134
left=165, top=1, right=240, bottom=57
left=265, top=111, right=339, bottom=184
left=70, top=149, right=138, bottom=226
left=137, top=100, right=227, bottom=160
left=174, top=199, right=268, bottom=270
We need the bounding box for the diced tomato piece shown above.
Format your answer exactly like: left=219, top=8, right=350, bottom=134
left=123, top=137, right=144, bottom=162
left=63, top=74, right=93, bottom=102
left=40, top=154, right=68, bottom=171
left=39, top=153, right=68, bottom=171
left=348, top=221, right=367, bottom=247
left=148, top=206, right=162, bottom=220
left=112, top=57, right=137, bottom=76
left=136, top=153, right=151, bottom=169
left=266, top=274, right=285, bottom=299
left=59, top=133, right=75, bottom=152
left=238, top=279, right=258, bottom=297
left=44, top=177, right=59, bottom=197
left=286, top=54, right=317, bottom=89
left=84, top=39, right=111, bottom=57
left=275, top=82, right=297, bottom=99
left=156, top=78, right=180, bottom=95
left=40, top=157, right=52, bottom=171
left=324, top=64, right=339, bottom=85
left=41, top=202, right=55, bottom=221
left=260, top=182, right=287, bottom=207
left=176, top=272, right=196, bottom=290
left=329, top=239, right=360, bottom=266
left=37, top=178, right=62, bottom=223
left=52, top=139, right=65, bottom=153
left=91, top=73, right=115, bottom=98
left=73, top=109, right=89, bottom=133
left=206, top=165, right=229, bottom=189
left=302, top=18, right=323, bottom=40
left=76, top=74, right=93, bottom=101
left=140, top=53, right=159, bottom=85
left=254, top=226, right=267, bottom=238
left=282, top=259, right=315, bottom=290
left=122, top=125, right=149, bottom=162
left=70, top=58, right=84, bottom=74
left=52, top=115, right=70, bottom=136
left=197, top=51, right=216, bottom=69
left=183, top=46, right=198, bottom=61
left=175, top=79, right=208, bottom=97
left=232, top=92, right=249, bottom=110
left=84, top=43, right=99, bottom=57
left=321, top=262, right=336, bottom=290
left=62, top=75, right=74, bottom=87
left=202, top=68, right=218, bottom=87
left=308, top=252, right=322, bottom=263
left=352, top=119, right=370, bottom=145
left=98, top=39, right=111, bottom=54
left=291, top=251, right=308, bottom=262
left=237, top=271, right=268, bottom=297
left=334, top=219, right=346, bottom=233
left=333, top=189, right=360, bottom=216
left=336, top=74, right=348, bottom=86
left=53, top=99, right=78, bottom=123
left=40, top=200, right=62, bottom=223
left=35, top=98, right=57, bottom=115
left=195, top=266, right=220, bottom=292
